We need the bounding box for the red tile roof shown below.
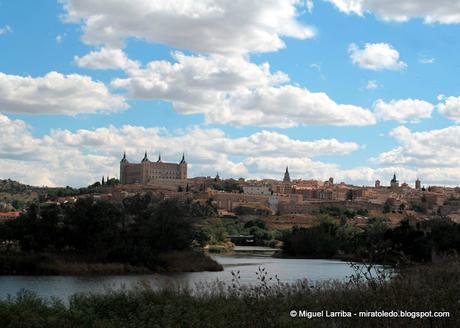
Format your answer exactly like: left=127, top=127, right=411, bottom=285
left=0, top=212, right=22, bottom=218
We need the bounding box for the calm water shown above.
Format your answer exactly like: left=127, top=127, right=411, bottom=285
left=0, top=248, right=361, bottom=301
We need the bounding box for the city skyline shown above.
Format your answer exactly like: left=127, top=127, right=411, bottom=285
left=1, top=1, right=460, bottom=187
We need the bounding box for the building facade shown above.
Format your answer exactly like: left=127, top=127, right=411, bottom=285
left=119, top=152, right=187, bottom=188
left=243, top=185, right=272, bottom=195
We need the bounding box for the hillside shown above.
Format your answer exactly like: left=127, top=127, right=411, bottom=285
left=0, top=179, right=40, bottom=210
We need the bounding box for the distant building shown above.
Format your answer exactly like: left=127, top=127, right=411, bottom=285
left=415, top=178, right=421, bottom=190
left=243, top=185, right=272, bottom=195
left=375, top=179, right=381, bottom=188
left=119, top=152, right=187, bottom=189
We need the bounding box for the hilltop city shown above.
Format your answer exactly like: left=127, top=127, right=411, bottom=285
left=118, top=152, right=460, bottom=224
left=3, top=152, right=458, bottom=226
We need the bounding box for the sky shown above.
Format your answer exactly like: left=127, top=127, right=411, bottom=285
left=1, top=0, right=460, bottom=187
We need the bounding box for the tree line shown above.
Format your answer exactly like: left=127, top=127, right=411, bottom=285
left=282, top=217, right=460, bottom=264
left=0, top=194, right=217, bottom=269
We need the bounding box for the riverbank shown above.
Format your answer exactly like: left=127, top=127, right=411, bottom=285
left=0, top=257, right=458, bottom=327
left=0, top=250, right=223, bottom=275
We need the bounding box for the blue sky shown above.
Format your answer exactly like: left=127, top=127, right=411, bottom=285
left=1, top=0, right=460, bottom=187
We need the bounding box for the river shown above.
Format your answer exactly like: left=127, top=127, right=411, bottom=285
left=0, top=247, right=363, bottom=301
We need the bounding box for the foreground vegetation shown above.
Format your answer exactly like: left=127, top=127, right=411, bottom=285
left=0, top=194, right=222, bottom=274
left=0, top=258, right=459, bottom=327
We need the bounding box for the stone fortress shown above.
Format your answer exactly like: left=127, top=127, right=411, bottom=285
left=119, top=152, right=187, bottom=190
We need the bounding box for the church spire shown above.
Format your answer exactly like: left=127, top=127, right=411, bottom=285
left=180, top=153, right=186, bottom=164
left=157, top=153, right=162, bottom=162
left=283, top=166, right=291, bottom=183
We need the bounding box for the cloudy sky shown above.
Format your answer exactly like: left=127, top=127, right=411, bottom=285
left=1, top=0, right=460, bottom=187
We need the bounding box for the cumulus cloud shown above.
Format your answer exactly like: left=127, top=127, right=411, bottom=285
left=0, top=71, right=127, bottom=115
left=374, top=99, right=434, bottom=123
left=348, top=43, right=407, bottom=71
left=3, top=113, right=458, bottom=187
left=75, top=47, right=140, bottom=71
left=325, top=0, right=460, bottom=24
left=110, top=51, right=376, bottom=127
left=437, top=95, right=460, bottom=123
left=370, top=125, right=460, bottom=185
left=61, top=0, right=315, bottom=54
left=0, top=113, right=359, bottom=186
left=375, top=125, right=460, bottom=168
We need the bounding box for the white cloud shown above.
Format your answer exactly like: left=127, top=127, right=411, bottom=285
left=365, top=80, right=379, bottom=90
left=419, top=57, right=435, bottom=64
left=306, top=0, right=314, bottom=13
left=370, top=125, right=460, bottom=185
left=348, top=43, right=407, bottom=71
left=75, top=47, right=140, bottom=71
left=375, top=125, right=460, bottom=168
left=0, top=113, right=359, bottom=186
left=110, top=51, right=375, bottom=127
left=325, top=0, right=460, bottom=24
left=0, top=71, right=127, bottom=115
left=61, top=0, right=315, bottom=54
left=437, top=95, right=460, bottom=123
left=374, top=99, right=434, bottom=123
left=3, top=113, right=459, bottom=187
left=0, top=25, right=11, bottom=35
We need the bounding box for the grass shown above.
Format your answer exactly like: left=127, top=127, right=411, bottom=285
left=0, top=258, right=459, bottom=327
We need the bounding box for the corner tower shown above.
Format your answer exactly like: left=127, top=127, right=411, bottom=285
left=179, top=153, right=187, bottom=180
left=119, top=152, right=129, bottom=184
